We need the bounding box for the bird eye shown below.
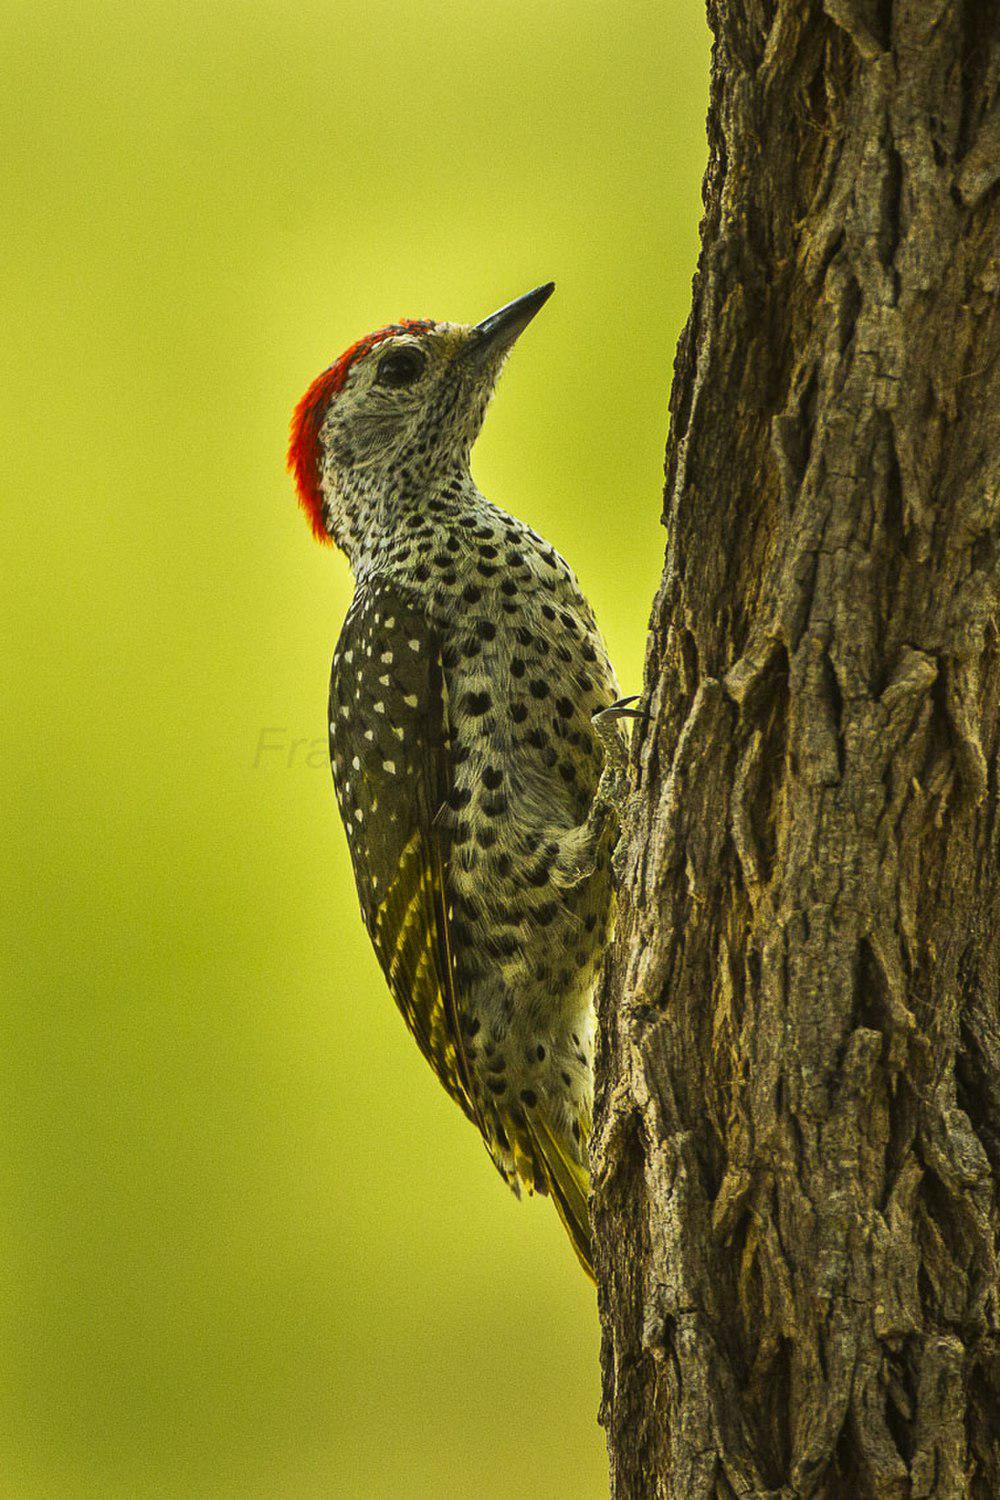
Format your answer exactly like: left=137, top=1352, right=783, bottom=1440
left=376, top=347, right=426, bottom=387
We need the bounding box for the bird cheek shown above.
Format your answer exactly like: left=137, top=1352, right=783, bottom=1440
left=328, top=432, right=355, bottom=467
left=334, top=411, right=401, bottom=469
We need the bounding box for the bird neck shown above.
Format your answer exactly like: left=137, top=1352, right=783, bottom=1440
left=331, top=463, right=488, bottom=582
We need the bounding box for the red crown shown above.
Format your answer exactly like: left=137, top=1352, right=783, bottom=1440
left=287, top=320, right=435, bottom=544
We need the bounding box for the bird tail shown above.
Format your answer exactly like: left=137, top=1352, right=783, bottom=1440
left=526, top=1115, right=594, bottom=1281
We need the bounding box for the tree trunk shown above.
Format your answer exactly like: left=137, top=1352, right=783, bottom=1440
left=592, top=2, right=999, bottom=1495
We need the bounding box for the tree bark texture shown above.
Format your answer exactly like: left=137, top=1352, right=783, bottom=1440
left=593, top=2, right=999, bottom=1495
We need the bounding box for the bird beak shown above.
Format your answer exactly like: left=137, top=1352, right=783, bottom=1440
left=463, top=282, right=555, bottom=364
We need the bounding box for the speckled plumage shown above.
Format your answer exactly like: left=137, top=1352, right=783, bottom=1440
left=290, top=287, right=619, bottom=1273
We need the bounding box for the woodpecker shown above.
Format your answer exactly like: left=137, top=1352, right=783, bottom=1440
left=288, top=283, right=622, bottom=1275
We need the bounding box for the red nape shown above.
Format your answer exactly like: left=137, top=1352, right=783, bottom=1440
left=287, top=320, right=435, bottom=544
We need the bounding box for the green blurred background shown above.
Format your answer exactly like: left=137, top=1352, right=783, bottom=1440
left=3, top=2, right=707, bottom=1494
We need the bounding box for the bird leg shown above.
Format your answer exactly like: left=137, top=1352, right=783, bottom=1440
left=545, top=699, right=644, bottom=892
left=592, top=696, right=644, bottom=817
left=591, top=695, right=647, bottom=882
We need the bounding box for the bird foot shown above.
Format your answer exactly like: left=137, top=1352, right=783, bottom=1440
left=591, top=695, right=644, bottom=819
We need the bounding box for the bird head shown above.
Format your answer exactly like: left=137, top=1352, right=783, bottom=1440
left=288, top=283, right=555, bottom=546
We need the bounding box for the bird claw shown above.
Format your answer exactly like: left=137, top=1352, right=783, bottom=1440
left=593, top=694, right=645, bottom=724
left=590, top=694, right=645, bottom=822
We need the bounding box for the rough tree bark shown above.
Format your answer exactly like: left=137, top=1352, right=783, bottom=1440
left=592, top=2, right=999, bottom=1495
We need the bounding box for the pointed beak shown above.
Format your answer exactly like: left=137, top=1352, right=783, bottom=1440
left=463, top=282, right=555, bottom=364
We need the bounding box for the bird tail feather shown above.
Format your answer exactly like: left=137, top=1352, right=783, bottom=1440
left=526, top=1115, right=594, bottom=1281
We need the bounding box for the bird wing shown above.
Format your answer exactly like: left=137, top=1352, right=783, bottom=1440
left=328, top=580, right=478, bottom=1127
